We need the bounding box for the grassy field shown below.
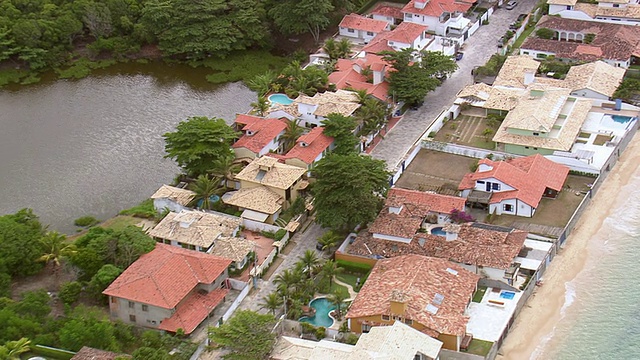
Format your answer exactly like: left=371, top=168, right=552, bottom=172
left=472, top=286, right=488, bottom=303
left=329, top=282, right=350, bottom=299
left=465, top=339, right=494, bottom=356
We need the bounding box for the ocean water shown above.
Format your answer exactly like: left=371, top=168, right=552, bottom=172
left=539, top=172, right=640, bottom=359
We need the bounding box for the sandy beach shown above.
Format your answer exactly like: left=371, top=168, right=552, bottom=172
left=497, top=132, right=640, bottom=360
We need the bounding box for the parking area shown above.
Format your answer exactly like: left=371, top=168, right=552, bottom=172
left=394, top=150, right=477, bottom=193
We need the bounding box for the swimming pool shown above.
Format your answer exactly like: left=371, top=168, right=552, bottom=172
left=500, top=291, right=516, bottom=300
left=299, top=297, right=335, bottom=328
left=268, top=93, right=294, bottom=106
left=430, top=227, right=446, bottom=236
left=610, top=115, right=634, bottom=124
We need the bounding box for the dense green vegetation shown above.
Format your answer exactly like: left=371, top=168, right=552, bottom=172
left=209, top=310, right=276, bottom=360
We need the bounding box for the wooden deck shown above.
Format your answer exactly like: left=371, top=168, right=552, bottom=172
left=511, top=222, right=563, bottom=238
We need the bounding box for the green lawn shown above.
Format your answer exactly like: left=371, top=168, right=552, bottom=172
left=329, top=282, right=350, bottom=298
left=336, top=273, right=362, bottom=291
left=465, top=339, right=494, bottom=356
left=472, top=286, right=488, bottom=303
left=100, top=215, right=142, bottom=231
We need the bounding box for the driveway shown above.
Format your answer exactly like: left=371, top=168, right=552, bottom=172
left=371, top=0, right=540, bottom=170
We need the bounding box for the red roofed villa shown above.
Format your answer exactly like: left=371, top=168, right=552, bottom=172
left=232, top=114, right=287, bottom=160
left=283, top=127, right=334, bottom=172
left=459, top=154, right=570, bottom=217
left=401, top=0, right=473, bottom=37
left=103, top=243, right=232, bottom=335
left=328, top=53, right=391, bottom=102
left=370, top=3, right=404, bottom=25
left=339, top=13, right=390, bottom=43
left=346, top=255, right=479, bottom=351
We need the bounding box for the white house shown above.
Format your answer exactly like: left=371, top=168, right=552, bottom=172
left=548, top=0, right=640, bottom=25
left=150, top=184, right=195, bottom=214
left=458, top=155, right=570, bottom=217
left=401, top=0, right=473, bottom=37
left=232, top=115, right=287, bottom=160
left=338, top=13, right=390, bottom=43
left=385, top=22, right=432, bottom=51
left=370, top=3, right=404, bottom=25
left=268, top=90, right=361, bottom=128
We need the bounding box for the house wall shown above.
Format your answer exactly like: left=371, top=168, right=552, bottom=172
left=197, top=270, right=229, bottom=293
left=233, top=147, right=258, bottom=160
left=258, top=133, right=284, bottom=157
left=284, top=157, right=310, bottom=170
left=372, top=233, right=413, bottom=243
left=459, top=263, right=507, bottom=282
left=404, top=12, right=442, bottom=35
left=570, top=88, right=608, bottom=100
left=503, top=143, right=555, bottom=156
left=108, top=296, right=172, bottom=329
left=339, top=27, right=380, bottom=42
left=472, top=178, right=515, bottom=193
left=156, top=238, right=212, bottom=253
left=519, top=48, right=556, bottom=60
left=153, top=198, right=188, bottom=214
left=489, top=198, right=535, bottom=217
left=372, top=14, right=395, bottom=25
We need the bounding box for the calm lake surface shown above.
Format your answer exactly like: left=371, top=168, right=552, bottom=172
left=0, top=62, right=255, bottom=233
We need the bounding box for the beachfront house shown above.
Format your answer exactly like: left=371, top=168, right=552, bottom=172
left=346, top=255, right=479, bottom=351
left=150, top=184, right=195, bottom=214
left=267, top=90, right=361, bottom=128
left=458, top=154, right=570, bottom=217
left=338, top=13, right=390, bottom=43
left=103, top=243, right=232, bottom=335
left=232, top=115, right=288, bottom=160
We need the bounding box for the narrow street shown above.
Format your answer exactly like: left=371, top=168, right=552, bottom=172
left=371, top=0, right=539, bottom=170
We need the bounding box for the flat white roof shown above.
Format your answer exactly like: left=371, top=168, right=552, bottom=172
left=514, top=257, right=542, bottom=271
left=241, top=209, right=270, bottom=222
left=466, top=288, right=523, bottom=342
left=524, top=239, right=553, bottom=252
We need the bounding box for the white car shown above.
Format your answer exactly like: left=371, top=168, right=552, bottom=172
left=506, top=1, right=518, bottom=10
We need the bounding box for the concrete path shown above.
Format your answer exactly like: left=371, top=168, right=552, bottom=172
left=333, top=276, right=357, bottom=301
left=370, top=0, right=540, bottom=171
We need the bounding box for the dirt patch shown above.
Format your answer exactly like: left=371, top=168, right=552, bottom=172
left=434, top=114, right=499, bottom=150
left=395, top=150, right=477, bottom=192
left=262, top=256, right=284, bottom=281
left=11, top=264, right=78, bottom=299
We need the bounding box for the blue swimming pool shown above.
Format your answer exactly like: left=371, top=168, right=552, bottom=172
left=500, top=291, right=516, bottom=300
left=610, top=115, right=633, bottom=124
left=299, top=297, right=335, bottom=328
left=430, top=227, right=446, bottom=236
left=268, top=93, right=294, bottom=106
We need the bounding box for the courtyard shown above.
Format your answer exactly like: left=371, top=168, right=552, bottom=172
left=434, top=112, right=501, bottom=150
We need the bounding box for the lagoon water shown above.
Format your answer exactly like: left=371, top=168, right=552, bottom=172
left=535, top=170, right=640, bottom=359
left=0, top=62, right=255, bottom=233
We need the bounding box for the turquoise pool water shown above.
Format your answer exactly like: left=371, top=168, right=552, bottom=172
left=500, top=291, right=516, bottom=300
left=299, top=297, right=335, bottom=328
left=610, top=115, right=633, bottom=124
left=431, top=227, right=446, bottom=236
left=269, top=93, right=294, bottom=106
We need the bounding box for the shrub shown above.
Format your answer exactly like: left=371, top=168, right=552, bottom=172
left=344, top=333, right=359, bottom=345
left=300, top=322, right=315, bottom=335
left=274, top=229, right=287, bottom=241
left=450, top=209, right=475, bottom=223
left=450, top=123, right=458, bottom=130
left=428, top=131, right=436, bottom=138
left=119, top=199, right=156, bottom=219
left=336, top=260, right=372, bottom=275
left=536, top=28, right=556, bottom=40
left=59, top=281, right=83, bottom=305
left=74, top=216, right=100, bottom=227
left=315, top=326, right=326, bottom=340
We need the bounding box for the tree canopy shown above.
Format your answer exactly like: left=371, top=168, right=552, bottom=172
left=0, top=209, right=45, bottom=289
left=321, top=113, right=359, bottom=155
left=163, top=116, right=238, bottom=178
left=382, top=48, right=458, bottom=105
left=268, top=0, right=334, bottom=43
left=312, top=153, right=390, bottom=231
left=209, top=310, right=276, bottom=360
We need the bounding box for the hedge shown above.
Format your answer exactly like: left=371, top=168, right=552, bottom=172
left=336, top=259, right=373, bottom=274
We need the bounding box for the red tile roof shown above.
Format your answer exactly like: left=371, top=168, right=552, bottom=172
left=284, top=127, right=334, bottom=165
left=234, top=114, right=262, bottom=127
left=340, top=13, right=389, bottom=33
left=158, top=288, right=229, bottom=334
left=71, top=347, right=129, bottom=360
left=386, top=22, right=428, bottom=44
left=402, top=0, right=473, bottom=17
left=328, top=54, right=392, bottom=102
left=346, top=255, right=479, bottom=337
left=363, top=32, right=395, bottom=54
left=232, top=118, right=287, bottom=154
left=370, top=4, right=404, bottom=19
left=459, top=154, right=569, bottom=208
left=369, top=189, right=466, bottom=239
left=350, top=223, right=528, bottom=269
left=522, top=16, right=640, bottom=61
left=103, top=243, right=231, bottom=309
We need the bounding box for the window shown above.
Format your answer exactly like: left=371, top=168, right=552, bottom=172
left=347, top=28, right=355, bottom=33
left=533, top=132, right=540, bottom=136
left=613, top=3, right=620, bottom=7
left=163, top=239, right=170, bottom=244
left=566, top=5, right=572, bottom=9
left=404, top=318, right=413, bottom=325
left=362, top=324, right=372, bottom=333
left=533, top=147, right=538, bottom=150
left=367, top=31, right=374, bottom=36
left=503, top=204, right=514, bottom=212
left=111, top=297, right=117, bottom=303
left=525, top=146, right=530, bottom=149
left=476, top=180, right=485, bottom=184
left=128, top=301, right=135, bottom=309
left=492, top=183, right=500, bottom=191
left=523, top=51, right=529, bottom=55
left=142, top=304, right=148, bottom=312
left=129, top=315, right=136, bottom=322
left=536, top=53, right=547, bottom=59
left=382, top=315, right=390, bottom=321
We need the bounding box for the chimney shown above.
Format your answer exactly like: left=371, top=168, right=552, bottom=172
left=443, top=223, right=460, bottom=241
left=390, top=290, right=407, bottom=315
left=523, top=69, right=535, bottom=86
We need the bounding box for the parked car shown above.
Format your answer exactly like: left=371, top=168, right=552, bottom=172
left=506, top=1, right=518, bottom=10
left=497, top=36, right=505, bottom=48
left=455, top=52, right=464, bottom=61
left=517, top=13, right=528, bottom=22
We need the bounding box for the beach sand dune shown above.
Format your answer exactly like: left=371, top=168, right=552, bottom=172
left=497, top=132, right=640, bottom=360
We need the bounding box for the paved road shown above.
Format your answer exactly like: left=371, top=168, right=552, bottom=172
left=371, top=0, right=539, bottom=170
left=236, top=221, right=326, bottom=313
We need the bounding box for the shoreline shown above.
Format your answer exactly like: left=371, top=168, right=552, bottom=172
left=497, top=130, right=640, bottom=359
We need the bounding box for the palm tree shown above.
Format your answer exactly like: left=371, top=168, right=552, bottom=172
left=260, top=293, right=283, bottom=316
left=210, top=155, right=243, bottom=189
left=279, top=120, right=305, bottom=153
left=299, top=250, right=320, bottom=279
left=1, top=338, right=31, bottom=360
left=320, top=260, right=343, bottom=289
left=188, top=174, right=224, bottom=210
left=317, top=231, right=342, bottom=253
left=274, top=269, right=302, bottom=300
left=329, top=290, right=348, bottom=320
left=38, top=231, right=77, bottom=288
left=247, top=71, right=276, bottom=96
left=336, top=38, right=352, bottom=59
left=251, top=95, right=270, bottom=117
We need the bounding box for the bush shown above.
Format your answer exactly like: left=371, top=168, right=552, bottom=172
left=300, top=322, right=315, bottom=334
left=536, top=28, right=556, bottom=40
left=119, top=199, right=156, bottom=218
left=315, top=326, right=326, bottom=340
left=274, top=229, right=287, bottom=241
left=59, top=281, right=83, bottom=305
left=344, top=333, right=359, bottom=345
left=428, top=131, right=436, bottom=138
left=74, top=216, right=100, bottom=227
left=336, top=260, right=372, bottom=275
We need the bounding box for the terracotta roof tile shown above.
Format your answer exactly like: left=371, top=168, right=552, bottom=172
left=158, top=288, right=229, bottom=334
left=103, top=243, right=231, bottom=309
left=350, top=223, right=528, bottom=269
left=222, top=186, right=283, bottom=214
left=563, top=60, right=625, bottom=98
left=209, top=236, right=256, bottom=263
left=284, top=127, right=334, bottom=165
left=387, top=188, right=466, bottom=214
left=346, top=255, right=479, bottom=337
left=339, top=13, right=389, bottom=33
left=402, top=0, right=473, bottom=17
left=328, top=54, right=392, bottom=102
left=459, top=154, right=569, bottom=209
left=150, top=184, right=196, bottom=206
left=386, top=22, right=428, bottom=44
left=234, top=114, right=262, bottom=127
left=370, top=4, right=404, bottom=19
left=232, top=118, right=287, bottom=154
left=235, top=156, right=306, bottom=190
left=363, top=32, right=395, bottom=54
left=148, top=210, right=241, bottom=248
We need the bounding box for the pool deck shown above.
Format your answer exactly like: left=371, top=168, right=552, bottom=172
left=466, top=287, right=523, bottom=342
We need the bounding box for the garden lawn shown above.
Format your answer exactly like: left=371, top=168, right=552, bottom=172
left=465, top=339, right=494, bottom=356
left=329, top=282, right=350, bottom=299
left=472, top=286, right=488, bottom=303
left=336, top=273, right=363, bottom=291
